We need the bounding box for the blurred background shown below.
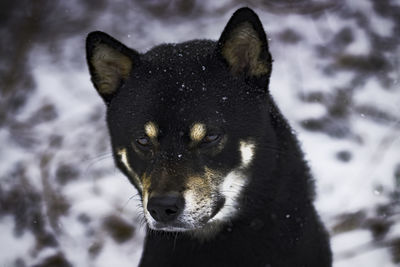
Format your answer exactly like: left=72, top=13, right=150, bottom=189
left=0, top=0, right=399, bottom=266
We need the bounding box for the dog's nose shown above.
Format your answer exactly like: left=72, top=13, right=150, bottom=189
left=147, top=193, right=185, bottom=223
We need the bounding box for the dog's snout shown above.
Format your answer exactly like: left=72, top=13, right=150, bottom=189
left=147, top=193, right=185, bottom=223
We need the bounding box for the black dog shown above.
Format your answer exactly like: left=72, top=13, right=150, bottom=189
left=86, top=7, right=332, bottom=267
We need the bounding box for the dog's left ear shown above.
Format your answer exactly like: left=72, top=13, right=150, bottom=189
left=217, top=7, right=272, bottom=87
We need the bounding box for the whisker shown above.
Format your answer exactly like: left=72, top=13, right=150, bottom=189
left=173, top=232, right=179, bottom=251
left=83, top=152, right=113, bottom=177
left=121, top=193, right=140, bottom=212
left=86, top=152, right=113, bottom=164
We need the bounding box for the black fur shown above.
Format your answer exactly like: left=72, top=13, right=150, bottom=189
left=86, top=7, right=332, bottom=267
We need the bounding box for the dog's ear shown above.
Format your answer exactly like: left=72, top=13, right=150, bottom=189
left=86, top=31, right=139, bottom=105
left=216, top=8, right=272, bottom=87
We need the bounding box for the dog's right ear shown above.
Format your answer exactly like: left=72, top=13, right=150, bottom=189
left=86, top=31, right=139, bottom=105
left=216, top=7, right=272, bottom=90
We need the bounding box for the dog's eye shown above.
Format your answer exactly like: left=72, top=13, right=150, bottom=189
left=202, top=134, right=221, bottom=144
left=136, top=136, right=150, bottom=146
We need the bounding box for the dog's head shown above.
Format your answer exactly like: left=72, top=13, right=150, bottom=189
left=86, top=8, right=273, bottom=236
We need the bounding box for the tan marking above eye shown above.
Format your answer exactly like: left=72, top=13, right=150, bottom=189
left=144, top=121, right=158, bottom=138
left=190, top=123, right=206, bottom=142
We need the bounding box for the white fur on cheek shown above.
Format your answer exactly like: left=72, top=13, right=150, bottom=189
left=239, top=140, right=255, bottom=168
left=117, top=148, right=142, bottom=191
left=209, top=170, right=247, bottom=223
left=210, top=140, right=255, bottom=223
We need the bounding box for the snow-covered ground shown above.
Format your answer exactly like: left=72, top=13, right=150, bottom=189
left=1, top=1, right=399, bottom=266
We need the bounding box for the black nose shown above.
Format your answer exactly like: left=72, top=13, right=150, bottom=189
left=147, top=193, right=185, bottom=223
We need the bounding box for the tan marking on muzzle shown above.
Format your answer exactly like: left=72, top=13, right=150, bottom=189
left=142, top=173, right=151, bottom=215
left=142, top=173, right=151, bottom=193
left=186, top=175, right=210, bottom=190
left=204, top=167, right=221, bottom=181
left=184, top=174, right=213, bottom=215
left=185, top=168, right=219, bottom=198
